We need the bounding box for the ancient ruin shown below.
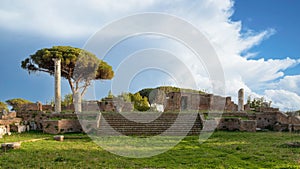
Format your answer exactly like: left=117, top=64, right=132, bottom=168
left=1, top=88, right=300, bottom=135
left=53, top=58, right=62, bottom=113
left=0, top=110, right=24, bottom=137
left=238, top=88, right=244, bottom=111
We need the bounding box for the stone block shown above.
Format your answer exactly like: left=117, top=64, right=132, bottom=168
left=1, top=142, right=21, bottom=151
left=53, top=135, right=64, bottom=141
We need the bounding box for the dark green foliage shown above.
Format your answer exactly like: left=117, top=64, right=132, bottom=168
left=0, top=101, right=8, bottom=112
left=61, top=94, right=73, bottom=107
left=131, top=93, right=150, bottom=111
left=6, top=98, right=33, bottom=111
left=139, top=88, right=154, bottom=99
left=21, top=46, right=114, bottom=80
left=21, top=46, right=114, bottom=97
left=248, top=97, right=264, bottom=108
left=105, top=92, right=149, bottom=111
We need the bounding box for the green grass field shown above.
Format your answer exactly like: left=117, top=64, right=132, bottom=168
left=0, top=131, right=300, bottom=168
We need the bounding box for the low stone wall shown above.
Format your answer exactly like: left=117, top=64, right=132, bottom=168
left=43, top=119, right=82, bottom=134
left=0, top=112, right=17, bottom=119
left=255, top=107, right=279, bottom=112
left=0, top=118, right=22, bottom=126
left=217, top=118, right=241, bottom=131
left=240, top=120, right=257, bottom=132
left=216, top=118, right=256, bottom=132
left=10, top=125, right=27, bottom=133
left=15, top=110, right=300, bottom=134
left=255, top=112, right=278, bottom=129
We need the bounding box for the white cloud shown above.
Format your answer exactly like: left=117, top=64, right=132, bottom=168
left=274, top=75, right=300, bottom=95
left=0, top=0, right=159, bottom=38
left=265, top=90, right=300, bottom=111
left=1, top=0, right=299, bottom=111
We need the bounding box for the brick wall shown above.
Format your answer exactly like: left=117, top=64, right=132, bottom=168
left=164, top=92, right=237, bottom=112
left=255, top=112, right=278, bottom=129
left=43, top=119, right=82, bottom=134
left=216, top=118, right=256, bottom=132
left=0, top=112, right=17, bottom=120
left=240, top=120, right=257, bottom=132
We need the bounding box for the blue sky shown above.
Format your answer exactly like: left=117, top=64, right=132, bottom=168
left=232, top=0, right=300, bottom=67
left=0, top=0, right=299, bottom=111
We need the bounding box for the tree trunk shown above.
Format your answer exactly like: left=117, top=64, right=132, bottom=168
left=73, top=91, right=82, bottom=113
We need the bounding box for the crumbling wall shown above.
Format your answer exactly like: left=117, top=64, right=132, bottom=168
left=224, top=97, right=238, bottom=111
left=43, top=119, right=82, bottom=134
left=97, top=99, right=133, bottom=112
left=164, top=92, right=181, bottom=111
left=210, top=95, right=226, bottom=111
left=217, top=118, right=241, bottom=131
left=256, top=112, right=278, bottom=129
left=240, top=120, right=257, bottom=132
left=0, top=112, right=17, bottom=119
left=164, top=92, right=236, bottom=112
left=216, top=118, right=256, bottom=132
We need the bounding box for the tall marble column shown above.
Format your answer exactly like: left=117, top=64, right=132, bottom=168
left=53, top=58, right=61, bottom=113
left=238, top=88, right=244, bottom=111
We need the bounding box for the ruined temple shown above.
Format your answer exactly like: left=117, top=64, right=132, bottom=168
left=2, top=88, right=300, bottom=135
left=162, top=92, right=237, bottom=112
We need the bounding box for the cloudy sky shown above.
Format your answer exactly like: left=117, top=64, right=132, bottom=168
left=0, top=0, right=299, bottom=111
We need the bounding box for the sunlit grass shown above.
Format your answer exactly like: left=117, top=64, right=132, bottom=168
left=0, top=131, right=299, bottom=168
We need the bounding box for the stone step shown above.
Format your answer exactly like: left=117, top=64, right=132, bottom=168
left=1, top=142, right=21, bottom=151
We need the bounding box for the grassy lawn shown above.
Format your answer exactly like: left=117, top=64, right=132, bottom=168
left=0, top=131, right=299, bottom=168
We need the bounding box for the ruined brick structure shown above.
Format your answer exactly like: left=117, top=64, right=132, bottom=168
left=163, top=92, right=237, bottom=112
left=43, top=119, right=82, bottom=134
left=0, top=111, right=23, bottom=135
left=217, top=118, right=256, bottom=132
left=6, top=88, right=300, bottom=135
left=19, top=102, right=53, bottom=112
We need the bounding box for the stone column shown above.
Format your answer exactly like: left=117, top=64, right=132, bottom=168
left=238, top=88, right=244, bottom=111
left=73, top=91, right=82, bottom=113
left=53, top=58, right=61, bottom=113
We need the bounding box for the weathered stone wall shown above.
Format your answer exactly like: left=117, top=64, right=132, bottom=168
left=164, top=92, right=236, bottom=112
left=43, top=120, right=59, bottom=134
left=0, top=112, right=17, bottom=120
left=164, top=92, right=181, bottom=111
left=20, top=103, right=42, bottom=112
left=82, top=101, right=99, bottom=111
left=43, top=119, right=82, bottom=134
left=17, top=111, right=79, bottom=131
left=275, top=112, right=289, bottom=124
left=255, top=111, right=300, bottom=131
left=217, top=118, right=241, bottom=131
left=255, top=107, right=279, bottom=112
left=255, top=112, right=278, bottom=129
left=216, top=118, right=256, bottom=132
left=225, top=97, right=238, bottom=111
left=19, top=100, right=133, bottom=113
left=83, top=99, right=134, bottom=112
left=10, top=125, right=27, bottom=133
left=0, top=118, right=22, bottom=126
left=240, top=120, right=257, bottom=132
left=62, top=104, right=75, bottom=112
left=98, top=100, right=116, bottom=112
left=211, top=95, right=226, bottom=111
left=199, top=95, right=211, bottom=110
